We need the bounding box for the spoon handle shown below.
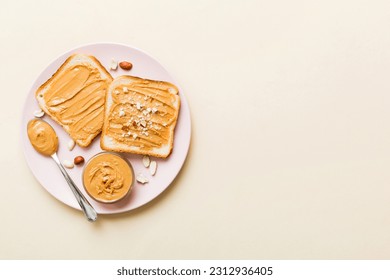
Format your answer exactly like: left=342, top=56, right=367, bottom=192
left=51, top=153, right=98, bottom=222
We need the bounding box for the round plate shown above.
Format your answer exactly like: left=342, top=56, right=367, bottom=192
left=21, top=43, right=191, bottom=214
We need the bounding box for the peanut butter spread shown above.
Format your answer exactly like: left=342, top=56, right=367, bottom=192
left=27, top=119, right=58, bottom=156
left=105, top=79, right=180, bottom=152
left=83, top=153, right=133, bottom=203
left=42, top=64, right=108, bottom=143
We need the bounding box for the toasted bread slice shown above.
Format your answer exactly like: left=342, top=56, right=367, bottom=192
left=100, top=75, right=180, bottom=158
left=36, top=54, right=113, bottom=147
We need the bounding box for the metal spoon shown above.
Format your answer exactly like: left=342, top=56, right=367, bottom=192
left=27, top=119, right=97, bottom=222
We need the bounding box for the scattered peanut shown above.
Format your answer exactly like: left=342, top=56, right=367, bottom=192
left=143, top=155, right=150, bottom=167
left=119, top=61, right=132, bottom=70
left=110, top=59, right=118, bottom=70
left=136, top=173, right=149, bottom=184
left=33, top=109, right=45, bottom=118
left=150, top=160, right=157, bottom=176
left=68, top=139, right=76, bottom=151
left=63, top=160, right=74, bottom=169
left=74, top=156, right=85, bottom=165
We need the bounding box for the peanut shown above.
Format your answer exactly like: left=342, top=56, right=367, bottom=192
left=119, top=61, right=132, bottom=70
left=74, top=156, right=85, bottom=165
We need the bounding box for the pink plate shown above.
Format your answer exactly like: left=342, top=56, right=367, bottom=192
left=21, top=43, right=191, bottom=214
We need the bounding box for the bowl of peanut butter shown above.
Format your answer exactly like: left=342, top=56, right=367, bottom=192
left=82, top=152, right=134, bottom=204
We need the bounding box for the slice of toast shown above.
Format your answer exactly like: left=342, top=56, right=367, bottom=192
left=36, top=54, right=113, bottom=147
left=100, top=75, right=180, bottom=158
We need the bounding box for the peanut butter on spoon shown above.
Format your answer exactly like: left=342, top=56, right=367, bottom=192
left=27, top=119, right=58, bottom=156
left=27, top=119, right=98, bottom=222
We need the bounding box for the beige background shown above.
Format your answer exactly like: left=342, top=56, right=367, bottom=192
left=1, top=0, right=390, bottom=259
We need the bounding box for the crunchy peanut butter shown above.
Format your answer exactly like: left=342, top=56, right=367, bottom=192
left=27, top=119, right=58, bottom=156
left=105, top=79, right=180, bottom=153
left=42, top=64, right=108, bottom=144
left=83, top=153, right=133, bottom=203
